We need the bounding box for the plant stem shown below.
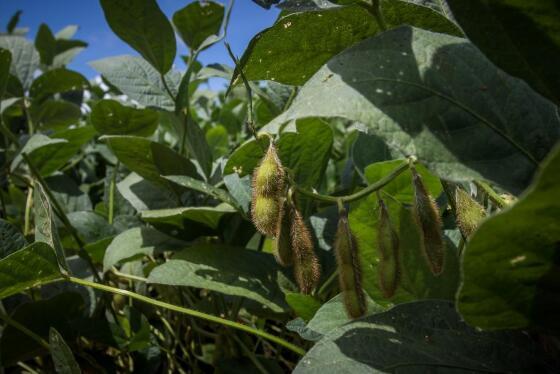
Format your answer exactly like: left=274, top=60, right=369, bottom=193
left=108, top=161, right=120, bottom=225
left=66, top=276, right=306, bottom=356
left=367, top=0, right=388, bottom=31
left=23, top=181, right=34, bottom=236
left=296, top=159, right=411, bottom=204
left=0, top=310, right=50, bottom=349
left=474, top=181, right=507, bottom=208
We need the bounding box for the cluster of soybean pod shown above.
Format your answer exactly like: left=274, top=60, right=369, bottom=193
left=251, top=135, right=486, bottom=319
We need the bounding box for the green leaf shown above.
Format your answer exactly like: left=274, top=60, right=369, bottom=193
left=268, top=26, right=560, bottom=194
left=232, top=1, right=460, bottom=86
left=0, top=36, right=40, bottom=90
left=34, top=182, right=69, bottom=271
left=351, top=132, right=394, bottom=178
left=349, top=161, right=459, bottom=304
left=0, top=293, right=84, bottom=366
left=103, top=135, right=199, bottom=191
left=49, top=328, right=81, bottom=374
left=103, top=227, right=187, bottom=272
left=172, top=0, right=224, bottom=51
left=117, top=173, right=177, bottom=212
left=446, top=0, right=560, bottom=105
left=458, top=145, right=560, bottom=334
left=100, top=0, right=176, bottom=74
left=0, top=242, right=62, bottom=299
left=277, top=118, right=333, bottom=188
left=6, top=10, right=22, bottom=34
left=90, top=55, right=180, bottom=111
left=31, top=100, right=82, bottom=130
left=224, top=136, right=269, bottom=177
left=0, top=48, right=11, bottom=98
left=29, top=68, right=89, bottom=99
left=147, top=244, right=288, bottom=312
left=293, top=300, right=553, bottom=373
left=66, top=211, right=116, bottom=245
left=287, top=293, right=385, bottom=342
left=0, top=219, right=27, bottom=259
left=55, top=25, right=78, bottom=40
left=206, top=124, right=229, bottom=159
left=223, top=174, right=252, bottom=214
left=91, top=99, right=158, bottom=136
left=140, top=203, right=236, bottom=230
left=163, top=175, right=239, bottom=209
left=10, top=134, right=68, bottom=176
left=46, top=174, right=92, bottom=213
left=35, top=23, right=56, bottom=65
left=285, top=293, right=322, bottom=322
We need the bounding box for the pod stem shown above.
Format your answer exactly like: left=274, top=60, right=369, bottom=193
left=296, top=158, right=413, bottom=204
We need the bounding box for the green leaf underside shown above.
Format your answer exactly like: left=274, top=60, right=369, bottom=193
left=91, top=99, right=158, bottom=137
left=147, top=244, right=288, bottom=313
left=172, top=0, right=224, bottom=51
left=140, top=203, right=236, bottom=230
left=293, top=300, right=553, bottom=373
left=267, top=26, right=560, bottom=194
left=457, top=145, right=560, bottom=334
left=0, top=36, right=40, bottom=90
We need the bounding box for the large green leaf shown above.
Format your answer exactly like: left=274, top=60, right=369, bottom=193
left=147, top=244, right=288, bottom=312
left=100, top=0, right=176, bottom=74
left=268, top=26, right=560, bottom=194
left=103, top=227, right=187, bottom=272
left=163, top=175, right=239, bottom=209
left=232, top=1, right=460, bottom=86
left=172, top=0, right=224, bottom=51
left=31, top=100, right=82, bottom=130
left=447, top=0, right=560, bottom=105
left=91, top=99, right=158, bottom=136
left=90, top=55, right=181, bottom=111
left=140, top=203, right=236, bottom=230
left=103, top=135, right=199, bottom=191
left=293, top=300, right=554, bottom=373
left=29, top=68, right=89, bottom=99
left=0, top=242, right=62, bottom=299
left=224, top=136, right=270, bottom=177
left=348, top=160, right=459, bottom=304
left=0, top=219, right=27, bottom=259
left=0, top=36, right=40, bottom=90
left=46, top=174, right=92, bottom=213
left=457, top=146, right=560, bottom=334
left=49, top=328, right=81, bottom=374
left=117, top=172, right=177, bottom=212
left=10, top=134, right=67, bottom=176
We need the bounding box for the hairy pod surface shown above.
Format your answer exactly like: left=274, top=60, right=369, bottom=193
left=252, top=143, right=285, bottom=198
left=455, top=187, right=486, bottom=238
left=274, top=198, right=294, bottom=266
left=251, top=196, right=280, bottom=236
left=377, top=199, right=400, bottom=298
left=411, top=168, right=445, bottom=275
left=291, top=208, right=321, bottom=294
left=334, top=208, right=366, bottom=319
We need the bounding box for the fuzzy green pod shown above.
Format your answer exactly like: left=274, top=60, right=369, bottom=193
left=291, top=208, right=321, bottom=294
left=455, top=187, right=486, bottom=238
left=377, top=198, right=400, bottom=298
left=334, top=207, right=366, bottom=319
left=411, top=167, right=445, bottom=275
left=252, top=143, right=285, bottom=198
left=274, top=198, right=294, bottom=266
left=251, top=195, right=280, bottom=236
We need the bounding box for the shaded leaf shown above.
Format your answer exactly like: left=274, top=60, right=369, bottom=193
left=293, top=300, right=554, bottom=373
left=458, top=145, right=560, bottom=334
left=172, top=0, right=224, bottom=51
left=100, top=0, right=176, bottom=74
left=140, top=203, right=236, bottom=230
left=49, top=327, right=81, bottom=374
left=0, top=242, right=62, bottom=300
left=29, top=68, right=89, bottom=99
left=148, top=244, right=288, bottom=312
left=35, top=23, right=56, bottom=65
left=0, top=219, right=27, bottom=259
left=268, top=26, right=560, bottom=194
left=91, top=99, right=158, bottom=137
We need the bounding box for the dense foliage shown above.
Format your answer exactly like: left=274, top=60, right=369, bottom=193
left=0, top=0, right=559, bottom=372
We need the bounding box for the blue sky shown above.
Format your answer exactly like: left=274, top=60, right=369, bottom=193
left=0, top=0, right=280, bottom=87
